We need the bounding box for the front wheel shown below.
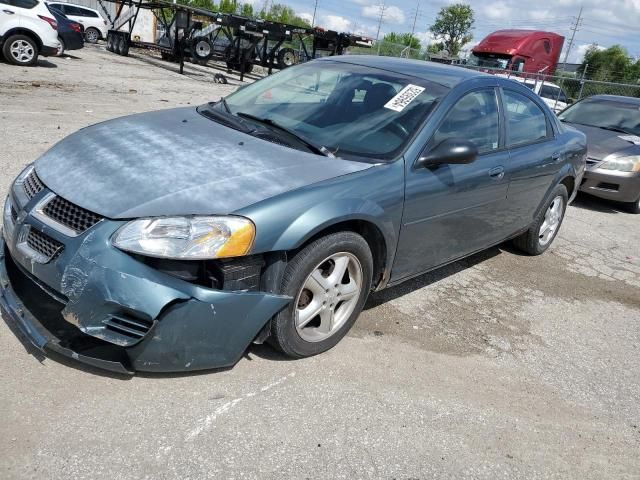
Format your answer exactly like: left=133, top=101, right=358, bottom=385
left=269, top=232, right=373, bottom=358
left=624, top=196, right=640, bottom=214
left=513, top=184, right=568, bottom=255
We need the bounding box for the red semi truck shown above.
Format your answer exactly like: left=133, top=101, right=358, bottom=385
left=468, top=30, right=565, bottom=75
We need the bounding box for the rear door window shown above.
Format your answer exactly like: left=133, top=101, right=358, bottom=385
left=503, top=89, right=550, bottom=146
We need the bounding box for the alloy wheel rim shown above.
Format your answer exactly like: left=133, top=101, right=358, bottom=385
left=10, top=40, right=34, bottom=63
left=295, top=252, right=363, bottom=342
left=86, top=30, right=98, bottom=42
left=539, top=195, right=563, bottom=246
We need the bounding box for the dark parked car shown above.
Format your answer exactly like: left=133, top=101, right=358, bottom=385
left=558, top=95, right=640, bottom=213
left=47, top=7, right=83, bottom=56
left=1, top=56, right=586, bottom=374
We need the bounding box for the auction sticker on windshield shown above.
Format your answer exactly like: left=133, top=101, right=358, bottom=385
left=384, top=84, right=425, bottom=112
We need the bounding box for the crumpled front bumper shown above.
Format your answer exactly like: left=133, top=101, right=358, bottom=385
left=0, top=233, right=291, bottom=374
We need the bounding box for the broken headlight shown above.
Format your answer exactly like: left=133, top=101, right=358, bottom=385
left=112, top=216, right=255, bottom=259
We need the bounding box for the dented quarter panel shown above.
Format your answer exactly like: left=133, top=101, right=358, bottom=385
left=33, top=107, right=373, bottom=219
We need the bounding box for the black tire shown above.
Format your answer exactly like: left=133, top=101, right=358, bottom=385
left=85, top=27, right=100, bottom=44
left=2, top=34, right=38, bottom=66
left=115, top=35, right=124, bottom=55
left=513, top=184, right=568, bottom=255
left=106, top=33, right=114, bottom=51
left=121, top=38, right=129, bottom=56
left=269, top=232, right=373, bottom=358
left=192, top=37, right=213, bottom=61
left=56, top=37, right=65, bottom=57
left=277, top=47, right=297, bottom=68
left=624, top=196, right=640, bottom=214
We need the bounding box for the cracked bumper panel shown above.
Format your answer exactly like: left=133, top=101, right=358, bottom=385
left=579, top=169, right=640, bottom=203
left=0, top=232, right=291, bottom=373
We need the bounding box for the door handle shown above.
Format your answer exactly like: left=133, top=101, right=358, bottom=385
left=551, top=152, right=562, bottom=162
left=489, top=166, right=505, bottom=180
left=3, top=9, right=15, bottom=14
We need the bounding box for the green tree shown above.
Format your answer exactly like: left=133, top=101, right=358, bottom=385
left=379, top=32, right=422, bottom=58
left=429, top=3, right=474, bottom=57
left=218, top=0, right=238, bottom=13
left=259, top=3, right=310, bottom=27
left=240, top=2, right=254, bottom=17
left=578, top=44, right=633, bottom=82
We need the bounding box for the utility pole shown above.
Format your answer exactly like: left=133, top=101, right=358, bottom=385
left=375, top=1, right=387, bottom=55
left=311, top=0, right=318, bottom=27
left=562, top=6, right=583, bottom=71
left=407, top=1, right=420, bottom=56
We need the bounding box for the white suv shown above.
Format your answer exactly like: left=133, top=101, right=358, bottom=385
left=499, top=75, right=570, bottom=113
left=1, top=0, right=60, bottom=66
left=47, top=2, right=107, bottom=43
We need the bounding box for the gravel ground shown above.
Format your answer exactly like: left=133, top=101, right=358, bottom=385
left=0, top=45, right=639, bottom=480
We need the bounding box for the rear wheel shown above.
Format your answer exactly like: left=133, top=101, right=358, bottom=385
left=2, top=34, right=38, bottom=66
left=269, top=232, right=373, bottom=358
left=513, top=184, right=568, bottom=255
left=85, top=28, right=100, bottom=44
left=56, top=37, right=65, bottom=56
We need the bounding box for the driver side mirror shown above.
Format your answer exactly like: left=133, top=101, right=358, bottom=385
left=416, top=138, right=479, bottom=168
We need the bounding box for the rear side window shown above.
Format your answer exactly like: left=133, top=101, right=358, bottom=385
left=503, top=90, right=549, bottom=146
left=11, top=0, right=39, bottom=8
left=432, top=89, right=500, bottom=154
left=75, top=6, right=98, bottom=16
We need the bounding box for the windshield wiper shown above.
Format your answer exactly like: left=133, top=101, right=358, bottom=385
left=597, top=125, right=637, bottom=135
left=197, top=101, right=254, bottom=133
left=235, top=112, right=335, bottom=157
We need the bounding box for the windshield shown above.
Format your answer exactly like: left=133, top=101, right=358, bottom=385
left=467, top=53, right=511, bottom=70
left=559, top=98, right=640, bottom=135
left=211, top=61, right=449, bottom=160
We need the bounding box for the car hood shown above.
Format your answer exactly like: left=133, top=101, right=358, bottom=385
left=566, top=122, right=640, bottom=160
left=35, top=107, right=372, bottom=219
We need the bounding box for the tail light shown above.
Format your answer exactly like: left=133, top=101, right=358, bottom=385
left=70, top=23, right=82, bottom=33
left=38, top=15, right=58, bottom=30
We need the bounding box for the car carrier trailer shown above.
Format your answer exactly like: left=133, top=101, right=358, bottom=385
left=98, top=0, right=372, bottom=80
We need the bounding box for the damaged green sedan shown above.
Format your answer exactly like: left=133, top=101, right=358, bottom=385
left=1, top=56, right=586, bottom=373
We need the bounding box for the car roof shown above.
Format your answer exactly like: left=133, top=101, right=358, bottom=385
left=584, top=94, right=640, bottom=105
left=48, top=1, right=99, bottom=11
left=318, top=55, right=488, bottom=88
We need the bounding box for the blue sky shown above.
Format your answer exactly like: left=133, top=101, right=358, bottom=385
left=249, top=0, right=640, bottom=63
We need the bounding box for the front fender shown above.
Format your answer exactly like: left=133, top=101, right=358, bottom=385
left=237, top=161, right=406, bottom=283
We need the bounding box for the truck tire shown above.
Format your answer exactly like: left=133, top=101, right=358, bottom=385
left=277, top=47, right=297, bottom=68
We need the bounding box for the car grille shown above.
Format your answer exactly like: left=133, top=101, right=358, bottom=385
left=43, top=196, right=103, bottom=234
left=26, top=228, right=64, bottom=262
left=103, top=314, right=154, bottom=340
left=586, top=157, right=601, bottom=167
left=23, top=170, right=45, bottom=200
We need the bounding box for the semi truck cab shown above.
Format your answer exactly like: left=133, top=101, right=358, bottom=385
left=468, top=30, right=565, bottom=75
